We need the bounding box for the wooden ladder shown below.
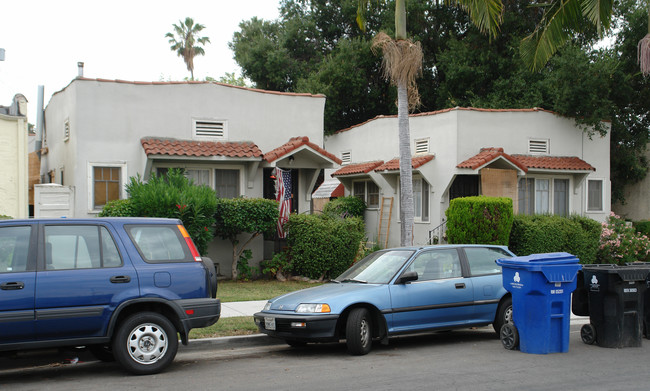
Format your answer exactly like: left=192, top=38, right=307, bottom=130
left=378, top=197, right=393, bottom=248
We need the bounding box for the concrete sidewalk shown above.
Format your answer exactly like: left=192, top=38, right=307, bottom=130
left=220, top=300, right=267, bottom=318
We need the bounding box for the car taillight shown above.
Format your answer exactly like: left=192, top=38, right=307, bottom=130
left=177, top=225, right=202, bottom=262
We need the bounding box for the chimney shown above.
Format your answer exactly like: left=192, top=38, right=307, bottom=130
left=77, top=62, right=84, bottom=78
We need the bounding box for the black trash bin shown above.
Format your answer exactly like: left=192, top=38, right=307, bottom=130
left=579, top=264, right=649, bottom=348
left=626, top=262, right=650, bottom=339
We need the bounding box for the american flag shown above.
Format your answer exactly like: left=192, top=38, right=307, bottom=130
left=275, top=168, right=291, bottom=238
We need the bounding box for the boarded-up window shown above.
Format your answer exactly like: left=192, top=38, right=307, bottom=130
left=480, top=168, right=517, bottom=209
left=94, top=167, right=121, bottom=209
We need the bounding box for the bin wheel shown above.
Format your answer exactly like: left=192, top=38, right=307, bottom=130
left=581, top=324, right=596, bottom=345
left=500, top=323, right=519, bottom=350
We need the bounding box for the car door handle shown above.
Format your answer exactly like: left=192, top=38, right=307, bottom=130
left=455, top=283, right=466, bottom=289
left=110, top=275, right=131, bottom=284
left=1, top=281, right=25, bottom=290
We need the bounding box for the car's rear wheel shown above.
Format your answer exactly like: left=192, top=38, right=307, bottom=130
left=493, top=296, right=513, bottom=334
left=346, top=308, right=372, bottom=355
left=112, top=312, right=178, bottom=375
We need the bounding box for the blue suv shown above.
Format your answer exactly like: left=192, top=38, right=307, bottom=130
left=0, top=217, right=220, bottom=374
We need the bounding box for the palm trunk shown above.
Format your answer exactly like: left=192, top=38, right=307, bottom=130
left=397, top=81, right=414, bottom=246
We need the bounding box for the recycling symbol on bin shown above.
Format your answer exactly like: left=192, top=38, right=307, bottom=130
left=590, top=275, right=600, bottom=292
left=513, top=272, right=521, bottom=283
left=591, top=275, right=598, bottom=285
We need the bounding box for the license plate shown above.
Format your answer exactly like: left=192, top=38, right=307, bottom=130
left=264, top=317, right=276, bottom=331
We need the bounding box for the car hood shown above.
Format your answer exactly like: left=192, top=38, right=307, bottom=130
left=267, top=283, right=386, bottom=312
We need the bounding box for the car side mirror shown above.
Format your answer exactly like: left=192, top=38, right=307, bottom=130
left=396, top=271, right=418, bottom=284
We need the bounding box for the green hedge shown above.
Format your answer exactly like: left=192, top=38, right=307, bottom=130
left=98, top=199, right=135, bottom=217
left=634, top=221, right=650, bottom=237
left=445, top=196, right=513, bottom=245
left=322, top=196, right=366, bottom=218
left=287, top=214, right=365, bottom=280
left=508, top=214, right=601, bottom=264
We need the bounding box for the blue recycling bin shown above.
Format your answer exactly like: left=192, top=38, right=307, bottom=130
left=496, top=252, right=581, bottom=354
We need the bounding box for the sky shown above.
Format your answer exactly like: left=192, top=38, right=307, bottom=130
left=0, top=0, right=281, bottom=122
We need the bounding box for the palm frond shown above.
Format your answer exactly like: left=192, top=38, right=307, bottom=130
left=520, top=0, right=583, bottom=71
left=580, top=0, right=612, bottom=35
left=449, top=0, right=504, bottom=38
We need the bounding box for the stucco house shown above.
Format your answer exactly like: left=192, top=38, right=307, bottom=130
left=323, top=107, right=611, bottom=248
left=0, top=94, right=29, bottom=218
left=41, top=77, right=340, bottom=277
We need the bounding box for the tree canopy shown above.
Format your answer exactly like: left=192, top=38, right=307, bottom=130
left=230, top=0, right=650, bottom=203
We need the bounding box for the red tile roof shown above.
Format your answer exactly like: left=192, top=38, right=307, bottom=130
left=264, top=136, right=342, bottom=164
left=374, top=155, right=435, bottom=172
left=512, top=155, right=596, bottom=171
left=141, top=138, right=263, bottom=158
left=332, top=161, right=384, bottom=177
left=457, top=147, right=528, bottom=173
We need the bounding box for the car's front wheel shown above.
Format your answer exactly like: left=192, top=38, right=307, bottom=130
left=493, top=296, right=513, bottom=334
left=112, top=312, right=178, bottom=375
left=346, top=308, right=372, bottom=355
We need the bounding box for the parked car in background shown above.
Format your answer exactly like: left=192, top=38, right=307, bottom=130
left=0, top=217, right=220, bottom=375
left=254, top=244, right=514, bottom=355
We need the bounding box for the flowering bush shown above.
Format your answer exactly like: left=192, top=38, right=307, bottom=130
left=597, top=212, right=650, bottom=265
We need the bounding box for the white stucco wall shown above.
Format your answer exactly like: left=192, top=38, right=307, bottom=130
left=0, top=109, right=29, bottom=219
left=325, top=108, right=611, bottom=248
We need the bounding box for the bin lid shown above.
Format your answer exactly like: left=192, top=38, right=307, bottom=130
left=582, top=264, right=650, bottom=281
left=496, top=252, right=580, bottom=267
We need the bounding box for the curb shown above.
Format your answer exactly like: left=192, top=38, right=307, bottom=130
left=181, top=333, right=283, bottom=352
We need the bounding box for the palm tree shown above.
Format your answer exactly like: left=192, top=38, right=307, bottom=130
left=520, top=0, right=614, bottom=71
left=358, top=0, right=503, bottom=246
left=166, top=17, right=210, bottom=80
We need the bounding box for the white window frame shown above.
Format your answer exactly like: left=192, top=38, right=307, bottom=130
left=87, top=162, right=127, bottom=213
left=518, top=175, right=572, bottom=216
left=413, top=176, right=430, bottom=223
left=153, top=164, right=244, bottom=197
left=192, top=118, right=229, bottom=140
left=352, top=180, right=380, bottom=209
left=586, top=178, right=605, bottom=212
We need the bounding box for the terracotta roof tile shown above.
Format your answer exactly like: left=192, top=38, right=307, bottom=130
left=264, top=136, right=342, bottom=164
left=374, top=155, right=435, bottom=172
left=141, top=138, right=263, bottom=158
left=457, top=147, right=528, bottom=173
left=332, top=161, right=384, bottom=177
left=512, top=155, right=596, bottom=171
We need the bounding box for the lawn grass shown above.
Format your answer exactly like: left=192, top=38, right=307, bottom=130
left=217, top=279, right=323, bottom=302
left=189, top=316, right=258, bottom=339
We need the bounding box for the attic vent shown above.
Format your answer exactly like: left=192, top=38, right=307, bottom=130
left=341, top=151, right=351, bottom=165
left=193, top=119, right=228, bottom=139
left=528, top=139, right=549, bottom=154
left=415, top=138, right=429, bottom=154
left=63, top=119, right=70, bottom=142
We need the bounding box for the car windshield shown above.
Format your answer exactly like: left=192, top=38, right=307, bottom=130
left=334, top=250, right=415, bottom=284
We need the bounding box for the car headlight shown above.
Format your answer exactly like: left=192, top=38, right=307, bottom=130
left=263, top=301, right=272, bottom=311
left=295, top=303, right=331, bottom=313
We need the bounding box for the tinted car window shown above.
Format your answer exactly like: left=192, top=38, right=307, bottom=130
left=126, top=225, right=191, bottom=263
left=465, top=247, right=512, bottom=276
left=408, top=249, right=462, bottom=281
left=0, top=226, right=32, bottom=273
left=45, top=225, right=122, bottom=269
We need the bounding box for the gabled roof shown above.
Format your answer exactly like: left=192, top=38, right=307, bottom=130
left=512, top=154, right=596, bottom=171
left=141, top=138, right=263, bottom=158
left=375, top=155, right=435, bottom=172
left=332, top=161, right=384, bottom=177
left=264, top=136, right=342, bottom=164
left=457, top=147, right=528, bottom=173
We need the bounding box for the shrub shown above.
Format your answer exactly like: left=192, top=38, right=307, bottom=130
left=0, top=215, right=12, bottom=220
left=125, top=169, right=217, bottom=254
left=634, top=220, right=650, bottom=237
left=598, top=213, right=650, bottom=265
left=287, top=214, right=365, bottom=280
left=322, top=196, right=366, bottom=218
left=445, top=196, right=513, bottom=245
left=213, top=197, right=279, bottom=280
left=98, top=199, right=135, bottom=217
left=508, top=214, right=601, bottom=263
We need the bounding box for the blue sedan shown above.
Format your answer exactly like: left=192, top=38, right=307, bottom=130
left=254, top=244, right=514, bottom=355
